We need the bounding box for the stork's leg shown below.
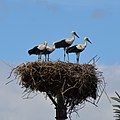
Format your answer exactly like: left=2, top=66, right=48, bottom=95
left=76, top=55, right=79, bottom=64
left=64, top=48, right=66, bottom=61
left=67, top=53, right=69, bottom=62
left=45, top=54, right=46, bottom=61
left=48, top=54, right=49, bottom=61
left=78, top=53, right=80, bottom=63
left=76, top=53, right=80, bottom=64
left=38, top=55, right=41, bottom=61
left=38, top=55, right=39, bottom=61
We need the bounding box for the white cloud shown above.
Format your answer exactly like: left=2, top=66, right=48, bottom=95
left=0, top=61, right=120, bottom=120
left=98, top=64, right=120, bottom=93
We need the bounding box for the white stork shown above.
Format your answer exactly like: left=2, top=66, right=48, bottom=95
left=43, top=44, right=55, bottom=61
left=66, top=37, right=92, bottom=63
left=28, top=41, right=48, bottom=61
left=54, top=31, right=79, bottom=61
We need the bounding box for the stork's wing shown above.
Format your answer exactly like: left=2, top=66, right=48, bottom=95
left=28, top=46, right=40, bottom=55
left=46, top=46, right=55, bottom=52
left=54, top=39, right=70, bottom=48
left=66, top=45, right=77, bottom=53
left=43, top=46, right=55, bottom=55
left=38, top=44, right=46, bottom=51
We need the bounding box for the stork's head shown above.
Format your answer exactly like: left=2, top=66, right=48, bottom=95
left=71, top=31, right=79, bottom=38
left=44, top=41, right=48, bottom=46
left=84, top=37, right=92, bottom=44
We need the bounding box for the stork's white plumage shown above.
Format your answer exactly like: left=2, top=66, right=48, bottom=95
left=43, top=44, right=55, bottom=61
left=66, top=37, right=92, bottom=63
left=54, top=31, right=79, bottom=61
left=28, top=41, right=48, bottom=60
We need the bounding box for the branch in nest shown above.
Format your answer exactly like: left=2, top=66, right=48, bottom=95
left=88, top=55, right=100, bottom=64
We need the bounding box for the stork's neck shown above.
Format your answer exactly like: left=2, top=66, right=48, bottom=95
left=45, top=42, right=48, bottom=46
left=51, top=44, right=56, bottom=50
left=72, top=35, right=75, bottom=41
left=84, top=40, right=88, bottom=48
left=72, top=33, right=75, bottom=37
left=53, top=44, right=56, bottom=49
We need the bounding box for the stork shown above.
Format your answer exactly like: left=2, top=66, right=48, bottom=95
left=28, top=41, right=48, bottom=61
left=66, top=37, right=92, bottom=63
left=43, top=44, right=55, bottom=61
left=54, top=31, right=79, bottom=61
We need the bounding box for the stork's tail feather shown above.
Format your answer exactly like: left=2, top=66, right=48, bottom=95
left=54, top=43, right=59, bottom=48
left=28, top=46, right=40, bottom=55
left=66, top=45, right=77, bottom=54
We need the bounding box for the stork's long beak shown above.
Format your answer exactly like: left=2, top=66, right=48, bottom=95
left=74, top=32, right=79, bottom=38
left=87, top=39, right=92, bottom=44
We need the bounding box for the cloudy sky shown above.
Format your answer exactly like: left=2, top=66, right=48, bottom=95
left=0, top=0, right=120, bottom=120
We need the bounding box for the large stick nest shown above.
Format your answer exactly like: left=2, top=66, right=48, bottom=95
left=13, top=61, right=103, bottom=110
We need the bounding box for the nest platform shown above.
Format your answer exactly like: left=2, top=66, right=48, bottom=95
left=13, top=61, right=103, bottom=111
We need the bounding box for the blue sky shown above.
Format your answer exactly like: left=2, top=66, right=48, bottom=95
left=0, top=0, right=120, bottom=64
left=0, top=0, right=120, bottom=120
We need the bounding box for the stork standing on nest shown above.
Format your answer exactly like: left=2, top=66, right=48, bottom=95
left=54, top=31, right=79, bottom=61
left=28, top=41, right=48, bottom=61
left=43, top=43, right=56, bottom=61
left=66, top=37, right=92, bottom=63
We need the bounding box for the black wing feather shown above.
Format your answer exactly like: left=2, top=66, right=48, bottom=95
left=66, top=45, right=78, bottom=53
left=28, top=46, right=40, bottom=55
left=54, top=39, right=70, bottom=48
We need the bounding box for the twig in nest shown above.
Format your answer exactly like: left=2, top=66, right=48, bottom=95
left=62, top=82, right=78, bottom=95
left=88, top=55, right=100, bottom=64
left=86, top=99, right=98, bottom=107
left=5, top=79, right=16, bottom=85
